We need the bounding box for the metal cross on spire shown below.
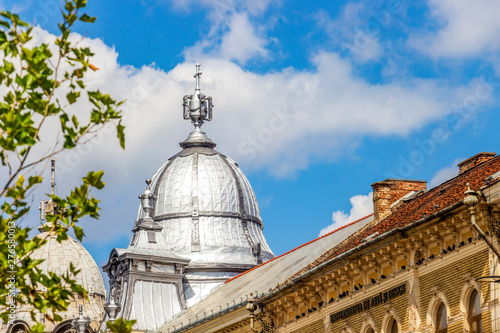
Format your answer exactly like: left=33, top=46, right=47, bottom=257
left=194, top=63, right=202, bottom=91
left=183, top=63, right=213, bottom=129
left=39, top=159, right=58, bottom=229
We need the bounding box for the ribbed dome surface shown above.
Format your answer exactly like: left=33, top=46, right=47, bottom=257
left=32, top=232, right=106, bottom=297
left=12, top=231, right=107, bottom=332
left=136, top=146, right=273, bottom=264
left=153, top=150, right=260, bottom=220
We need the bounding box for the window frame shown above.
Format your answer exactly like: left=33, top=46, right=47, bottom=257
left=468, top=289, right=482, bottom=333
left=435, top=302, right=448, bottom=333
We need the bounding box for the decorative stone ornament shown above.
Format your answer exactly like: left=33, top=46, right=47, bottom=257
left=104, top=297, right=121, bottom=323
left=464, top=183, right=479, bottom=210
left=71, top=305, right=90, bottom=333
left=134, top=178, right=161, bottom=232
left=138, top=178, right=155, bottom=219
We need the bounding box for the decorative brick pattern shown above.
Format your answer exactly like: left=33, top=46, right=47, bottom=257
left=290, top=319, right=324, bottom=333
left=420, top=249, right=491, bottom=333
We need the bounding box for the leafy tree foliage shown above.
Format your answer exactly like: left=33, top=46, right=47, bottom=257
left=0, top=1, right=132, bottom=332
left=105, top=318, right=137, bottom=333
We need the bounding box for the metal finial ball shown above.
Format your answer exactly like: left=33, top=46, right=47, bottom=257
left=145, top=178, right=152, bottom=185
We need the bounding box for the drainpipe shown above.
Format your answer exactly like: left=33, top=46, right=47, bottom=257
left=464, top=183, right=500, bottom=260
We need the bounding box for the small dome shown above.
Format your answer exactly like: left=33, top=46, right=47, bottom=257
left=32, top=232, right=106, bottom=297
left=11, top=232, right=106, bottom=333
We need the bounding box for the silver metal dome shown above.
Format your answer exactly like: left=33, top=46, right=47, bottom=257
left=135, top=145, right=273, bottom=264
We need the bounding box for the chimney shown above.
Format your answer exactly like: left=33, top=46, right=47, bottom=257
left=371, top=179, right=427, bottom=221
left=457, top=152, right=496, bottom=174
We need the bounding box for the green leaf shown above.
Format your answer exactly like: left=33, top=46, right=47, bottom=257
left=79, top=14, right=96, bottom=23
left=107, top=318, right=137, bottom=333
left=73, top=226, right=84, bottom=241
left=71, top=114, right=79, bottom=128
left=29, top=323, right=45, bottom=333
left=65, top=1, right=75, bottom=12
left=66, top=91, right=80, bottom=104
left=0, top=19, right=10, bottom=29
left=82, top=170, right=105, bottom=189
left=117, top=121, right=125, bottom=149
left=75, top=0, right=88, bottom=8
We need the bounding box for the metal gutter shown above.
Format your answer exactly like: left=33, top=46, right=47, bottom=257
left=159, top=299, right=250, bottom=333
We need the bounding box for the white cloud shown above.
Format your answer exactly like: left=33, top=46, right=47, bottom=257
left=319, top=192, right=373, bottom=236
left=12, top=26, right=482, bottom=244
left=315, top=4, right=383, bottom=63
left=410, top=0, right=500, bottom=58
left=169, top=0, right=272, bottom=64
left=429, top=159, right=460, bottom=188
left=219, top=13, right=268, bottom=63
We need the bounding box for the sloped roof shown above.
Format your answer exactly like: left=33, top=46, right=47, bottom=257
left=291, top=153, right=500, bottom=280
left=156, top=214, right=373, bottom=332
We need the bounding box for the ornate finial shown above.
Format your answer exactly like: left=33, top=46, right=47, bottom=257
left=182, top=63, right=213, bottom=130
left=72, top=305, right=90, bottom=333
left=138, top=178, right=155, bottom=219
left=463, top=183, right=479, bottom=210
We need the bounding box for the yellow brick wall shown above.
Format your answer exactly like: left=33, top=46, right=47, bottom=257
left=420, top=249, right=490, bottom=332
left=290, top=319, right=324, bottom=333
left=322, top=249, right=492, bottom=333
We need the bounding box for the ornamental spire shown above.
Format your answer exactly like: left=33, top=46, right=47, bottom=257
left=134, top=178, right=162, bottom=232
left=182, top=63, right=213, bottom=130
left=180, top=63, right=216, bottom=149
left=138, top=178, right=155, bottom=220
left=38, top=159, right=58, bottom=232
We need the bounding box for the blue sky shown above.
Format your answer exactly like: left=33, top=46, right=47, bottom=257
left=3, top=0, right=500, bottom=274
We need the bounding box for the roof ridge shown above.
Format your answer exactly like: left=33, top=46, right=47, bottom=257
left=225, top=213, right=374, bottom=284
left=291, top=154, right=500, bottom=279
left=394, top=153, right=500, bottom=214
left=428, top=153, right=499, bottom=191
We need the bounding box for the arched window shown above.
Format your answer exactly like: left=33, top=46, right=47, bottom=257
left=468, top=289, right=482, bottom=333
left=366, top=328, right=375, bottom=333
left=388, top=318, right=398, bottom=333
left=7, top=321, right=29, bottom=333
left=435, top=302, right=447, bottom=333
